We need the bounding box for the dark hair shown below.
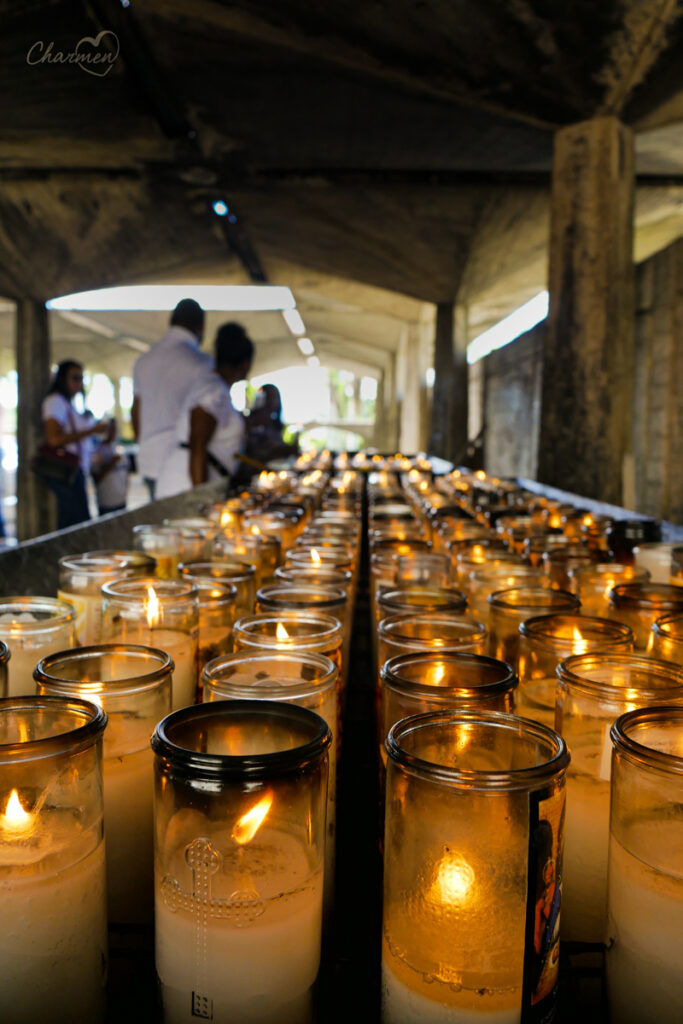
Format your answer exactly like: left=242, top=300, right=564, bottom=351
left=170, top=298, right=204, bottom=334
left=47, top=360, right=83, bottom=400
left=215, top=322, right=254, bottom=368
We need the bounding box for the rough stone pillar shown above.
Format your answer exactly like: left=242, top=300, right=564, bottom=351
left=537, top=117, right=635, bottom=504
left=399, top=325, right=422, bottom=453
left=429, top=302, right=468, bottom=464
left=16, top=298, right=56, bottom=540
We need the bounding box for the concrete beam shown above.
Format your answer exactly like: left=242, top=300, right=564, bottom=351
left=429, top=302, right=468, bottom=462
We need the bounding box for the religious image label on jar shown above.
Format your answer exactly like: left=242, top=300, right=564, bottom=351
left=521, top=783, right=566, bottom=1024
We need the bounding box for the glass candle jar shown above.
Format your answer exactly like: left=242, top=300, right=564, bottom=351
left=101, top=578, right=199, bottom=710
left=488, top=587, right=580, bottom=667
left=378, top=613, right=487, bottom=670
left=133, top=524, right=183, bottom=579
left=35, top=645, right=172, bottom=925
left=275, top=564, right=353, bottom=599
left=555, top=653, right=683, bottom=945
left=467, top=564, right=545, bottom=627
left=180, top=560, right=257, bottom=621
left=543, top=545, right=598, bottom=591
left=0, top=641, right=8, bottom=697
left=570, top=563, right=650, bottom=618
left=380, top=652, right=517, bottom=753
left=195, top=582, right=237, bottom=692
left=233, top=612, right=344, bottom=685
left=377, top=586, right=468, bottom=625
left=382, top=710, right=569, bottom=1023
left=395, top=553, right=451, bottom=588
left=609, top=583, right=683, bottom=650
left=633, top=541, right=680, bottom=583
left=607, top=519, right=661, bottom=565
left=164, top=519, right=216, bottom=562
left=152, top=700, right=331, bottom=1023
left=58, top=551, right=154, bottom=646
left=211, top=533, right=264, bottom=584
left=0, top=597, right=75, bottom=697
left=203, top=651, right=339, bottom=918
left=649, top=612, right=683, bottom=664
left=606, top=705, right=683, bottom=1024
left=0, top=695, right=107, bottom=1022
left=517, top=614, right=634, bottom=727
left=256, top=584, right=349, bottom=690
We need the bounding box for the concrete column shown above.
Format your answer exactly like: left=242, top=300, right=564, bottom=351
left=16, top=298, right=56, bottom=540
left=399, top=325, right=421, bottom=453
left=428, top=302, right=468, bottom=463
left=383, top=352, right=400, bottom=452
left=537, top=116, right=635, bottom=504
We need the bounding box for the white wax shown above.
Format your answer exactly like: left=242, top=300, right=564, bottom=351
left=0, top=839, right=107, bottom=1023
left=382, top=958, right=520, bottom=1023
left=561, top=745, right=610, bottom=943
left=143, top=628, right=197, bottom=710
left=57, top=590, right=102, bottom=646
left=634, top=544, right=678, bottom=584
left=606, top=822, right=683, bottom=1023
left=5, top=636, right=71, bottom=697
left=104, top=744, right=154, bottom=924
left=156, top=827, right=322, bottom=1023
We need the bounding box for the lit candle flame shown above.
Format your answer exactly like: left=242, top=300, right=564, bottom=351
left=220, top=509, right=232, bottom=528
left=250, top=525, right=261, bottom=536
left=310, top=548, right=322, bottom=565
left=572, top=627, right=588, bottom=654
left=430, top=852, right=475, bottom=908
left=2, top=789, right=33, bottom=836
left=276, top=622, right=290, bottom=641
left=145, top=585, right=160, bottom=628
left=432, top=663, right=447, bottom=686
left=232, top=792, right=273, bottom=845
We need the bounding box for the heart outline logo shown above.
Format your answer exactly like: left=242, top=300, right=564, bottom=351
left=74, top=30, right=119, bottom=77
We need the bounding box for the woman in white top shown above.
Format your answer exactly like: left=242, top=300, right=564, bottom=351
left=41, top=360, right=108, bottom=529
left=156, top=323, right=254, bottom=498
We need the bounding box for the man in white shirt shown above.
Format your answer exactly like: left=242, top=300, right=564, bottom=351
left=131, top=299, right=211, bottom=499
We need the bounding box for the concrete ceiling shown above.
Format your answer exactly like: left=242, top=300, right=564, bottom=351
left=1, top=0, right=683, bottom=377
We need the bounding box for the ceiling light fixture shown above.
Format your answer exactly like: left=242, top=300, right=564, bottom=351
left=47, top=285, right=297, bottom=312
left=297, top=337, right=315, bottom=356
left=282, top=309, right=306, bottom=336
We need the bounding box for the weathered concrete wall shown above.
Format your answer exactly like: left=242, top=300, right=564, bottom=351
left=479, top=235, right=683, bottom=523
left=482, top=323, right=543, bottom=479
left=633, top=237, right=683, bottom=522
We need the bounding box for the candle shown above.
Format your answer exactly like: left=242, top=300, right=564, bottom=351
left=203, top=650, right=339, bottom=920
left=233, top=611, right=344, bottom=687
left=0, top=597, right=76, bottom=697
left=488, top=587, right=579, bottom=667
left=101, top=579, right=199, bottom=710
left=382, top=711, right=569, bottom=1023
left=132, top=524, right=183, bottom=579
left=609, top=583, right=683, bottom=650
left=0, top=696, right=108, bottom=1023
left=555, top=653, right=683, bottom=945
left=606, top=706, right=683, bottom=1023
left=195, top=582, right=236, bottom=687
left=517, top=615, right=634, bottom=726
left=152, top=700, right=331, bottom=1023
left=58, top=552, right=154, bottom=645
left=570, top=563, right=650, bottom=618
left=649, top=612, right=683, bottom=664
left=180, top=560, right=257, bottom=620
left=35, top=646, right=172, bottom=925
left=633, top=541, right=680, bottom=583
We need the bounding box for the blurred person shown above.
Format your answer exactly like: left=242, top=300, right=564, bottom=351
left=247, top=383, right=299, bottom=463
left=41, top=360, right=108, bottom=529
left=131, top=298, right=210, bottom=500
left=91, top=419, right=129, bottom=516
left=156, top=322, right=254, bottom=498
